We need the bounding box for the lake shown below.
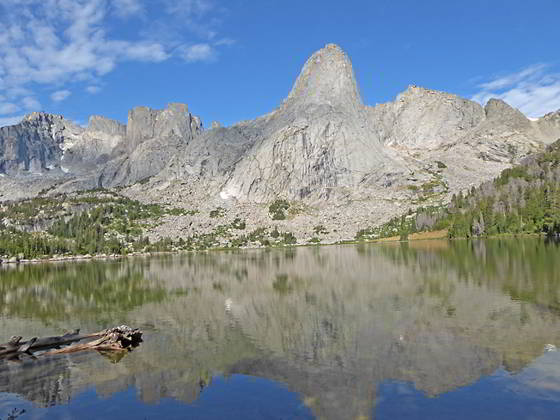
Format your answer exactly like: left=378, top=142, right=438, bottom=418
left=1, top=238, right=560, bottom=419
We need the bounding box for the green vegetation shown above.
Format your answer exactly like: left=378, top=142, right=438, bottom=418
left=231, top=217, right=246, bottom=230
left=209, top=207, right=226, bottom=218
left=156, top=222, right=299, bottom=251
left=223, top=227, right=297, bottom=249
left=167, top=207, right=198, bottom=216
left=313, top=224, right=329, bottom=235
left=442, top=141, right=560, bottom=238
left=405, top=171, right=449, bottom=204
left=361, top=139, right=560, bottom=241
left=356, top=206, right=447, bottom=241
left=494, top=165, right=532, bottom=186
left=0, top=229, right=73, bottom=259
left=0, top=191, right=196, bottom=259
left=269, top=199, right=290, bottom=220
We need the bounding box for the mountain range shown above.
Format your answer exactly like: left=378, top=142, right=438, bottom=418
left=1, top=43, right=560, bottom=242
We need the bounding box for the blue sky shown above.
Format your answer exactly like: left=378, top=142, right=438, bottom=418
left=0, top=0, right=559, bottom=128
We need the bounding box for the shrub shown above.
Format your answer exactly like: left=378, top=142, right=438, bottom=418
left=269, top=199, right=290, bottom=220
left=231, top=217, right=246, bottom=230
left=313, top=224, right=328, bottom=235
left=209, top=207, right=226, bottom=218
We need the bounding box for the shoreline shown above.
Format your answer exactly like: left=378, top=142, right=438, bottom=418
left=0, top=231, right=550, bottom=267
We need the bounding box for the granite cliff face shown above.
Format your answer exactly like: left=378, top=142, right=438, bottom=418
left=156, top=45, right=560, bottom=208
left=0, top=103, right=203, bottom=199
left=0, top=44, right=559, bottom=238
left=215, top=44, right=402, bottom=203
left=97, top=103, right=202, bottom=188
left=0, top=113, right=74, bottom=174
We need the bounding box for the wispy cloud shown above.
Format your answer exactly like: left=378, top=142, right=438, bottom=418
left=86, top=85, right=101, bottom=94
left=180, top=43, right=216, bottom=62
left=163, top=0, right=215, bottom=17
left=472, top=64, right=560, bottom=118
left=51, top=90, right=72, bottom=102
left=0, top=115, right=24, bottom=127
left=22, top=96, right=41, bottom=110
left=214, top=38, right=236, bottom=46
left=0, top=103, right=19, bottom=115
left=112, top=0, right=145, bottom=18
left=0, top=0, right=234, bottom=124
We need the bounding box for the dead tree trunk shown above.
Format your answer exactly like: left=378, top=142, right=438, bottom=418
left=0, top=326, right=142, bottom=359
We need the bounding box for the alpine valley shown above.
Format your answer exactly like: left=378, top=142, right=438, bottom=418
left=1, top=44, right=560, bottom=254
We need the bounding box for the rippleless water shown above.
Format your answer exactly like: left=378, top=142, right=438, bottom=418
left=1, top=238, right=560, bottom=419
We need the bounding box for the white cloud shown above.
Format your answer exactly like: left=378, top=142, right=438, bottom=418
left=180, top=43, right=215, bottom=62
left=0, top=115, right=24, bottom=127
left=214, top=38, right=235, bottom=46
left=472, top=64, right=560, bottom=118
left=117, top=41, right=169, bottom=62
left=0, top=103, right=19, bottom=114
left=160, top=0, right=220, bottom=40
left=163, top=0, right=215, bottom=19
left=0, top=0, right=234, bottom=115
left=112, top=0, right=145, bottom=18
left=22, top=96, right=41, bottom=110
left=86, top=85, right=101, bottom=94
left=51, top=90, right=72, bottom=102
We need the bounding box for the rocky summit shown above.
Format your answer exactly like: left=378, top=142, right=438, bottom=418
left=1, top=43, right=560, bottom=244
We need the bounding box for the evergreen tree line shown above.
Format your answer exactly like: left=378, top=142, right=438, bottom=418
left=0, top=195, right=175, bottom=259
left=359, top=139, right=560, bottom=240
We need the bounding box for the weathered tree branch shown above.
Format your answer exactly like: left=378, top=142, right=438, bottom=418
left=0, top=326, right=142, bottom=359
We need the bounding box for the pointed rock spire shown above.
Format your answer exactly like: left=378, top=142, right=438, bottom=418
left=284, top=44, right=362, bottom=110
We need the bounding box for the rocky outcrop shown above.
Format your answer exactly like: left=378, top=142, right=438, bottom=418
left=124, top=103, right=201, bottom=152
left=161, top=45, right=560, bottom=205
left=0, top=103, right=203, bottom=192
left=60, top=115, right=126, bottom=173
left=368, top=86, right=486, bottom=150
left=0, top=112, right=75, bottom=174
left=99, top=103, right=203, bottom=187
left=1, top=44, right=560, bottom=236
left=535, top=110, right=560, bottom=142
left=168, top=44, right=406, bottom=203
left=0, top=112, right=126, bottom=177
left=283, top=43, right=363, bottom=112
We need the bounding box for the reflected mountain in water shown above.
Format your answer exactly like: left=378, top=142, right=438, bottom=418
left=1, top=238, right=560, bottom=419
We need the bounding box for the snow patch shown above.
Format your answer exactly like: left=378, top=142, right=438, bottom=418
left=220, top=184, right=240, bottom=200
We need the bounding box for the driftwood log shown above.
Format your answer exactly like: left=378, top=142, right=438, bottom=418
left=0, top=326, right=142, bottom=359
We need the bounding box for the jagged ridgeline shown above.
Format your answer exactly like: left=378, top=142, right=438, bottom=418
left=359, top=139, right=560, bottom=240
left=1, top=43, right=560, bottom=244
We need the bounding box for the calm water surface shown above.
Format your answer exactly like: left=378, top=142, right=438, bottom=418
left=1, top=238, right=560, bottom=419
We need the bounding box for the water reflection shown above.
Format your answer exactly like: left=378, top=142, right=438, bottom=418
left=1, top=239, right=560, bottom=419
